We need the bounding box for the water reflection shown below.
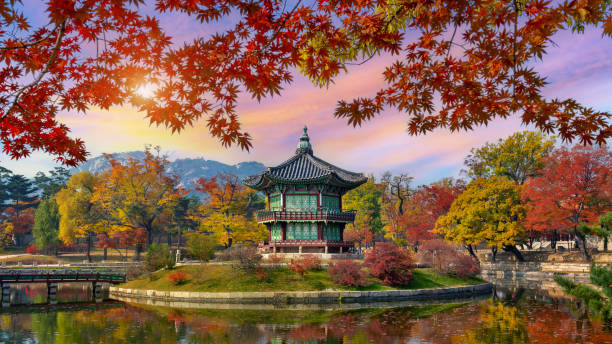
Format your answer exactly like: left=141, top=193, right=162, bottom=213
left=1, top=286, right=612, bottom=343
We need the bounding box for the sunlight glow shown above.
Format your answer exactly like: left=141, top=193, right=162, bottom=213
left=135, top=83, right=156, bottom=98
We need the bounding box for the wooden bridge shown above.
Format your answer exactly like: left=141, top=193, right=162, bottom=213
left=0, top=269, right=126, bottom=307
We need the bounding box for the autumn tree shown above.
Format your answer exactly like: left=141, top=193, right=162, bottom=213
left=398, top=177, right=466, bottom=247
left=343, top=176, right=385, bottom=251
left=522, top=145, right=612, bottom=261
left=1, top=1, right=609, bottom=166
left=195, top=173, right=265, bottom=247
left=56, top=171, right=105, bottom=262
left=435, top=176, right=526, bottom=262
left=464, top=131, right=555, bottom=185
left=92, top=147, right=185, bottom=258
left=381, top=172, right=413, bottom=245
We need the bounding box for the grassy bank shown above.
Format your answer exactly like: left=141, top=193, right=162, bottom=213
left=120, top=265, right=482, bottom=292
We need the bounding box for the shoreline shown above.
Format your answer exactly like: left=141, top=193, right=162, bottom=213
left=109, top=282, right=493, bottom=307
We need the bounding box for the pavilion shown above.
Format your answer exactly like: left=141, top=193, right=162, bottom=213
left=244, top=126, right=367, bottom=254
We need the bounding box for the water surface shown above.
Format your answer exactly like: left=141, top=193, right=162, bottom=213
left=0, top=284, right=611, bottom=343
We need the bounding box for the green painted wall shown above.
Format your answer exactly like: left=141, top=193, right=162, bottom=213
left=323, top=224, right=341, bottom=241
left=286, top=194, right=317, bottom=210
left=286, top=222, right=318, bottom=240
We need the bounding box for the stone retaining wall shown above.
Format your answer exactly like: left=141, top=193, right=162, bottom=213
left=109, top=282, right=492, bottom=305
left=480, top=261, right=592, bottom=285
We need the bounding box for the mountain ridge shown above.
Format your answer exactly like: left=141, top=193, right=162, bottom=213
left=71, top=151, right=267, bottom=192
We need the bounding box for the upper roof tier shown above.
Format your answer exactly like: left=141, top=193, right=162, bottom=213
left=243, top=126, right=367, bottom=191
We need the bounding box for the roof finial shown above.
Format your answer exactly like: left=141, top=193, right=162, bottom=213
left=296, top=125, right=313, bottom=155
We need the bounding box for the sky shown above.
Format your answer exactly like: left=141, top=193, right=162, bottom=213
left=0, top=3, right=611, bottom=185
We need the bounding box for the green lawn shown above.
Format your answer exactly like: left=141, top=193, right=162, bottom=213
left=120, top=265, right=482, bottom=292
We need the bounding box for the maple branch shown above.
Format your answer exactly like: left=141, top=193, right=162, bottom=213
left=512, top=0, right=518, bottom=101
left=446, top=25, right=458, bottom=59
left=0, top=24, right=57, bottom=50
left=3, top=20, right=66, bottom=119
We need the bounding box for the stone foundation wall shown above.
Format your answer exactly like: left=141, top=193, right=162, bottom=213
left=109, top=282, right=492, bottom=305
left=480, top=261, right=593, bottom=295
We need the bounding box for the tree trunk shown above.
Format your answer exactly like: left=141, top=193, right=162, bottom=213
left=167, top=232, right=172, bottom=247
left=604, top=237, right=608, bottom=252
left=86, top=232, right=92, bottom=262
left=503, top=245, right=524, bottom=261
left=491, top=247, right=497, bottom=263
left=103, top=247, right=107, bottom=261
left=465, top=244, right=479, bottom=262
left=134, top=244, right=142, bottom=261
left=177, top=228, right=182, bottom=249
left=575, top=228, right=592, bottom=262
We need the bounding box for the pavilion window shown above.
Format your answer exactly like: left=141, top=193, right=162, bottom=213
left=269, top=195, right=281, bottom=211
left=271, top=224, right=282, bottom=241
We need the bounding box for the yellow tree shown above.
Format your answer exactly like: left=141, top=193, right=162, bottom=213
left=92, top=147, right=185, bottom=258
left=56, top=172, right=106, bottom=262
left=195, top=173, right=266, bottom=247
left=435, top=177, right=526, bottom=262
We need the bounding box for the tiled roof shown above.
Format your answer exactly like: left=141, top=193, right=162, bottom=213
left=243, top=151, right=367, bottom=187
left=243, top=126, right=367, bottom=188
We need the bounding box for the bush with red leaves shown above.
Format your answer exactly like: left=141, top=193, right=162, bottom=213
left=417, top=239, right=479, bottom=278
left=26, top=245, right=39, bottom=254
left=290, top=254, right=321, bottom=277
left=168, top=270, right=188, bottom=285
left=364, top=242, right=414, bottom=286
left=328, top=260, right=370, bottom=287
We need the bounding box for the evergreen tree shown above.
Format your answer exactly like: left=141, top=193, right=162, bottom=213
left=33, top=198, right=61, bottom=254
left=6, top=174, right=38, bottom=210
left=34, top=167, right=71, bottom=199
left=0, top=166, right=12, bottom=209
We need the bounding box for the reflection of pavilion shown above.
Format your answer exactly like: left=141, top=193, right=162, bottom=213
left=244, top=127, right=367, bottom=254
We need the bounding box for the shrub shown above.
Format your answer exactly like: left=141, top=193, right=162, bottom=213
left=126, top=265, right=149, bottom=280
left=255, top=268, right=270, bottom=282
left=364, top=242, right=414, bottom=286
left=145, top=243, right=175, bottom=271
left=328, top=260, right=369, bottom=287
left=168, top=270, right=188, bottom=285
left=417, top=239, right=480, bottom=278
left=268, top=254, right=283, bottom=264
left=233, top=246, right=262, bottom=272
left=26, top=245, right=39, bottom=254
left=186, top=232, right=217, bottom=262
left=289, top=254, right=321, bottom=277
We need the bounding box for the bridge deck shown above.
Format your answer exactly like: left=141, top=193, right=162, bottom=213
left=0, top=269, right=126, bottom=284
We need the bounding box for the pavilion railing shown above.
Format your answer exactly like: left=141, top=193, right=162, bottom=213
left=256, top=209, right=357, bottom=223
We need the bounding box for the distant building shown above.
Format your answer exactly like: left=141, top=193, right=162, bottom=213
left=244, top=126, right=367, bottom=254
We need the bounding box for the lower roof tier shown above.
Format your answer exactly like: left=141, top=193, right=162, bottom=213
left=256, top=209, right=356, bottom=224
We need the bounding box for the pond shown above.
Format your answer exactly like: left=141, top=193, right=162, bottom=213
left=0, top=283, right=611, bottom=343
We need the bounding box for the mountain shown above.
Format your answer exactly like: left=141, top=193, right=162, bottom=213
left=71, top=151, right=267, bottom=193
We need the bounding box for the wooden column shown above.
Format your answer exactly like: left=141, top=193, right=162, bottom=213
left=282, top=223, right=287, bottom=241
left=47, top=282, right=58, bottom=305
left=317, top=223, right=323, bottom=240
left=268, top=224, right=271, bottom=242
left=1, top=283, right=10, bottom=307
left=340, top=224, right=345, bottom=241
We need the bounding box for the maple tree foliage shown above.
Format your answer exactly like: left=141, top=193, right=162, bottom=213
left=398, top=177, right=466, bottom=245
left=2, top=1, right=609, bottom=166
left=522, top=144, right=612, bottom=261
